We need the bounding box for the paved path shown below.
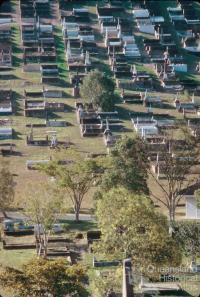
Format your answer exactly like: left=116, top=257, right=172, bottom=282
left=0, top=211, right=95, bottom=221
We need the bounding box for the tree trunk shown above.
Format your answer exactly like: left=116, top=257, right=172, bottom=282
left=168, top=204, right=176, bottom=235
left=74, top=198, right=81, bottom=222
left=75, top=209, right=80, bottom=222
left=43, top=233, right=48, bottom=259
left=2, top=210, right=8, bottom=218
left=35, top=236, right=40, bottom=256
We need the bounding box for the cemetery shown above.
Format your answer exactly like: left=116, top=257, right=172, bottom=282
left=0, top=0, right=200, bottom=296
left=0, top=44, right=12, bottom=69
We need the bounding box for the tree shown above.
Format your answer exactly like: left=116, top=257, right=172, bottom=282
left=101, top=136, right=149, bottom=195
left=173, top=221, right=200, bottom=262
left=0, top=258, right=87, bottom=297
left=22, top=183, right=63, bottom=257
left=0, top=160, right=15, bottom=218
left=95, top=187, right=182, bottom=275
left=80, top=70, right=116, bottom=111
left=89, top=267, right=122, bottom=297
left=195, top=189, right=200, bottom=209
left=43, top=150, right=101, bottom=222
left=146, top=129, right=199, bottom=224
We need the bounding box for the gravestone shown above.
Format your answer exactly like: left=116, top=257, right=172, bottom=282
left=122, top=258, right=134, bottom=297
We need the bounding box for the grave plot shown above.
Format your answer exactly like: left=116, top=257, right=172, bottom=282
left=24, top=99, right=46, bottom=117
left=141, top=90, right=162, bottom=106
left=20, top=0, right=51, bottom=20
left=46, top=119, right=67, bottom=127
left=40, top=64, right=60, bottom=84
left=179, top=183, right=200, bottom=219
left=24, top=98, right=66, bottom=117
left=120, top=90, right=143, bottom=103
left=130, top=107, right=177, bottom=138
left=0, top=89, right=12, bottom=115
left=173, top=93, right=199, bottom=115
left=34, top=0, right=51, bottom=19
left=20, top=0, right=35, bottom=19
left=187, top=118, right=200, bottom=137
left=154, top=60, right=185, bottom=92
left=0, top=127, right=12, bottom=139
left=24, top=88, right=63, bottom=98
left=76, top=102, right=123, bottom=138
left=133, top=8, right=156, bottom=36
left=26, top=127, right=69, bottom=149
left=3, top=219, right=34, bottom=236
left=0, top=142, right=16, bottom=156
left=21, top=21, right=38, bottom=46
left=23, top=46, right=57, bottom=64
left=26, top=131, right=49, bottom=147
left=131, top=114, right=159, bottom=138
left=0, top=44, right=12, bottom=69
left=0, top=23, right=11, bottom=40
left=103, top=121, right=121, bottom=149
left=26, top=159, right=50, bottom=170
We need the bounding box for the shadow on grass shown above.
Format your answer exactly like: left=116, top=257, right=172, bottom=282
left=0, top=74, right=19, bottom=80
left=13, top=130, right=23, bottom=140
left=12, top=91, right=22, bottom=116
left=116, top=105, right=132, bottom=121
left=58, top=220, right=97, bottom=232
left=62, top=91, right=73, bottom=99
left=12, top=55, right=22, bottom=68
left=54, top=26, right=68, bottom=81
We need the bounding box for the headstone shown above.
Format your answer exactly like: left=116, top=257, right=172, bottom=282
left=122, top=258, right=134, bottom=297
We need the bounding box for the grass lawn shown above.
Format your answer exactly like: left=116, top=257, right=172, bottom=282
left=0, top=243, right=35, bottom=269
left=0, top=1, right=200, bottom=295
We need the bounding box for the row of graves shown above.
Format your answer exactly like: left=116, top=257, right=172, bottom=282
left=0, top=101, right=19, bottom=158
left=130, top=107, right=200, bottom=220
left=137, top=1, right=200, bottom=93
left=129, top=1, right=200, bottom=221
left=167, top=0, right=200, bottom=55
left=96, top=5, right=154, bottom=93
left=133, top=3, right=188, bottom=93
left=23, top=88, right=70, bottom=151
left=0, top=0, right=12, bottom=76
left=0, top=2, right=14, bottom=154
left=76, top=102, right=122, bottom=148
left=0, top=0, right=11, bottom=41
left=20, top=0, right=59, bottom=84
left=0, top=90, right=13, bottom=156
left=20, top=0, right=51, bottom=19
left=60, top=6, right=121, bottom=148
left=61, top=7, right=97, bottom=96
left=64, top=3, right=156, bottom=148
left=1, top=218, right=85, bottom=263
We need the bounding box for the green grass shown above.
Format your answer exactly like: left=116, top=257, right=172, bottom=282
left=0, top=243, right=35, bottom=269
left=58, top=220, right=97, bottom=232
left=54, top=26, right=69, bottom=82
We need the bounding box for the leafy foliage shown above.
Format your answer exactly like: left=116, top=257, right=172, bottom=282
left=80, top=70, right=116, bottom=111
left=173, top=221, right=200, bottom=261
left=147, top=129, right=199, bottom=222
left=43, top=150, right=102, bottom=221
left=101, top=136, right=149, bottom=195
left=0, top=161, right=15, bottom=216
left=22, top=183, right=63, bottom=257
left=195, top=189, right=200, bottom=209
left=0, top=258, right=87, bottom=297
left=95, top=187, right=182, bottom=275
left=89, top=267, right=122, bottom=297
